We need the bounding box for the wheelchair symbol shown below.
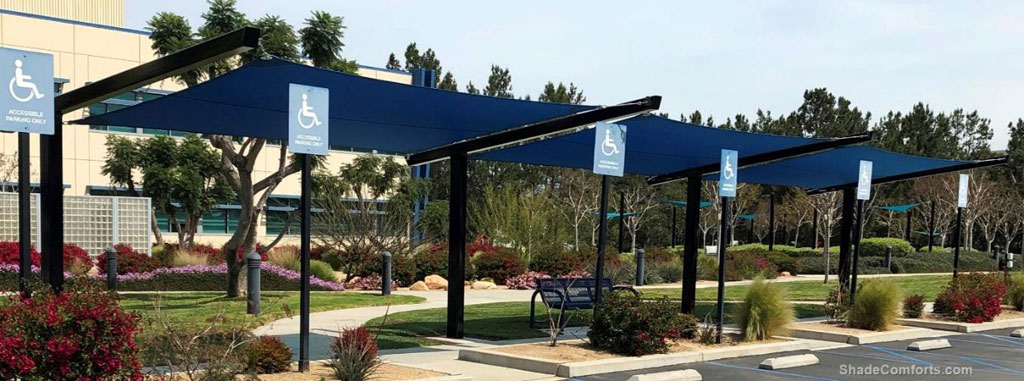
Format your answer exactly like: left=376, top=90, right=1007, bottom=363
left=296, top=93, right=322, bottom=129
left=601, top=128, right=620, bottom=156
left=723, top=154, right=735, bottom=180
left=9, top=59, right=45, bottom=103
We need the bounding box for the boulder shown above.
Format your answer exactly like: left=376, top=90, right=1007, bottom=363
left=347, top=276, right=361, bottom=285
left=471, top=281, right=497, bottom=290
left=409, top=281, right=429, bottom=291
left=425, top=274, right=449, bottom=290
left=779, top=271, right=792, bottom=277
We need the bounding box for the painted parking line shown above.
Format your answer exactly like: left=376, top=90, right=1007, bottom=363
left=865, top=345, right=933, bottom=366
left=979, top=334, right=1024, bottom=347
left=705, top=361, right=841, bottom=381
left=946, top=338, right=1024, bottom=349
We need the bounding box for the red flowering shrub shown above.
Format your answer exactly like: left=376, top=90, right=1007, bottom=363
left=471, top=249, right=526, bottom=284
left=0, top=282, right=143, bottom=379
left=466, top=234, right=497, bottom=256
left=933, top=271, right=1006, bottom=323
left=62, top=243, right=93, bottom=269
left=724, top=250, right=778, bottom=281
left=588, top=292, right=697, bottom=356
left=96, top=244, right=158, bottom=275
left=506, top=271, right=550, bottom=290
left=0, top=241, right=40, bottom=267
left=529, top=250, right=586, bottom=277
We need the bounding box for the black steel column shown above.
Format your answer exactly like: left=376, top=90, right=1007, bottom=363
left=681, top=176, right=701, bottom=314
left=594, top=175, right=611, bottom=308
left=446, top=153, right=468, bottom=338
left=298, top=154, right=311, bottom=371
left=768, top=193, right=776, bottom=250
left=618, top=192, right=625, bottom=253
left=905, top=209, right=912, bottom=242
left=716, top=196, right=730, bottom=344
left=849, top=199, right=865, bottom=305
left=39, top=113, right=63, bottom=292
left=812, top=209, right=819, bottom=250
left=837, top=187, right=855, bottom=291
left=929, top=201, right=936, bottom=252
left=953, top=206, right=963, bottom=278
left=671, top=207, right=677, bottom=247
left=18, top=133, right=31, bottom=295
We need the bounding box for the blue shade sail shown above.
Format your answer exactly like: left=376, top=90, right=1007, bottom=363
left=874, top=203, right=921, bottom=213
left=656, top=199, right=712, bottom=209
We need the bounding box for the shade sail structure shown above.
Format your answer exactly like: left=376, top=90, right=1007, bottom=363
left=474, top=115, right=862, bottom=177
left=657, top=199, right=712, bottom=209
left=591, top=211, right=636, bottom=219
left=875, top=203, right=920, bottom=213
left=738, top=214, right=757, bottom=221
left=73, top=58, right=613, bottom=154
left=721, top=146, right=1008, bottom=193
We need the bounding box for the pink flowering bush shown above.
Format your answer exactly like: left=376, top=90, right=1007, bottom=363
left=505, top=271, right=550, bottom=290
left=0, top=282, right=144, bottom=380
left=348, top=273, right=399, bottom=290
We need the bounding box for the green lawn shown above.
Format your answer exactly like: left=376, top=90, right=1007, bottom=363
left=120, top=291, right=424, bottom=336
left=640, top=275, right=952, bottom=301
left=364, top=301, right=824, bottom=350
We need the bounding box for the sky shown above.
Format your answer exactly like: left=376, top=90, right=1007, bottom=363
left=125, top=1, right=1024, bottom=150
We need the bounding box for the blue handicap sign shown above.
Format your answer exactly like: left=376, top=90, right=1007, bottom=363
left=288, top=83, right=329, bottom=155
left=592, top=122, right=626, bottom=177
left=719, top=149, right=738, bottom=197
left=0, top=47, right=54, bottom=134
left=857, top=160, right=873, bottom=200
left=958, top=173, right=969, bottom=208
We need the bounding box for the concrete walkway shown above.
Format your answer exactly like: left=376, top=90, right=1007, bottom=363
left=635, top=272, right=954, bottom=290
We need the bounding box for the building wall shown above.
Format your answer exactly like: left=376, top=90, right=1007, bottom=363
left=1, top=0, right=124, bottom=27
left=0, top=8, right=413, bottom=248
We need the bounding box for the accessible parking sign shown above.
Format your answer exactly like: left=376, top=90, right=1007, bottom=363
left=592, top=122, right=626, bottom=177
left=0, top=47, right=54, bottom=134
left=288, top=83, right=329, bottom=155
left=719, top=149, right=737, bottom=197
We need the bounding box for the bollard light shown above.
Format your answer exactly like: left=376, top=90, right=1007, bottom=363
left=884, top=245, right=892, bottom=271
left=382, top=251, right=392, bottom=296
left=105, top=247, right=117, bottom=290
left=246, top=251, right=261, bottom=315
left=635, top=248, right=645, bottom=286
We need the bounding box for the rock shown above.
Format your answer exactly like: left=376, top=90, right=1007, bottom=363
left=425, top=274, right=449, bottom=290
left=464, top=281, right=471, bottom=286
left=779, top=271, right=792, bottom=277
left=409, top=281, right=429, bottom=291
left=472, top=281, right=496, bottom=290
left=347, top=276, right=361, bottom=285
left=481, top=277, right=495, bottom=283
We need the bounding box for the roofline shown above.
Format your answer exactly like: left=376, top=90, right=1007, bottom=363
left=405, top=96, right=663, bottom=165
left=0, top=9, right=151, bottom=36
left=647, top=131, right=874, bottom=185
left=806, top=156, right=1010, bottom=195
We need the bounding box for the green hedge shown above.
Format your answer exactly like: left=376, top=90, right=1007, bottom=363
left=860, top=238, right=913, bottom=258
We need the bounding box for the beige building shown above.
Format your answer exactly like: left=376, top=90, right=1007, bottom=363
left=0, top=0, right=412, bottom=248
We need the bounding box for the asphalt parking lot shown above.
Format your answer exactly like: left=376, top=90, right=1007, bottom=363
left=582, top=327, right=1024, bottom=381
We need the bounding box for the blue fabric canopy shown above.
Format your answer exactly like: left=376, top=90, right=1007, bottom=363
left=718, top=146, right=977, bottom=191
left=875, top=203, right=920, bottom=213
left=657, top=199, right=712, bottom=209
left=591, top=211, right=636, bottom=219
left=476, top=114, right=833, bottom=176
left=738, top=214, right=757, bottom=221
left=73, top=58, right=595, bottom=154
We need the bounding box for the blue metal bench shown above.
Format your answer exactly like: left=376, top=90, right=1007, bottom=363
left=529, top=277, right=638, bottom=329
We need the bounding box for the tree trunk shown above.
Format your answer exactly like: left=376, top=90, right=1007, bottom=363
left=150, top=211, right=164, bottom=246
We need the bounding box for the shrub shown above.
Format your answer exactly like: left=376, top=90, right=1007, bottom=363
left=391, top=253, right=416, bottom=287
left=697, top=254, right=718, bottom=280
left=903, top=294, right=925, bottom=318
left=765, top=251, right=802, bottom=275
left=319, top=248, right=344, bottom=271
left=848, top=279, right=902, bottom=331
left=642, top=247, right=677, bottom=264
left=93, top=263, right=343, bottom=292
left=530, top=250, right=585, bottom=277
left=328, top=327, right=380, bottom=381
left=311, top=260, right=338, bottom=282
left=505, top=271, right=549, bottom=290
left=724, top=250, right=777, bottom=281
left=62, top=244, right=93, bottom=270
left=471, top=249, right=526, bottom=284
left=735, top=277, right=793, bottom=341
left=588, top=292, right=696, bottom=356
left=0, top=241, right=40, bottom=267
left=414, top=245, right=448, bottom=281
left=266, top=246, right=300, bottom=271
left=96, top=244, right=158, bottom=275
left=1006, top=273, right=1024, bottom=311
left=243, top=336, right=292, bottom=374
left=171, top=250, right=210, bottom=267
left=933, top=271, right=1006, bottom=323
left=860, top=238, right=914, bottom=258
left=822, top=287, right=848, bottom=323
left=652, top=258, right=683, bottom=283
left=0, top=282, right=143, bottom=379
left=348, top=273, right=399, bottom=291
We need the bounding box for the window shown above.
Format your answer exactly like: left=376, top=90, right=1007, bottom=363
left=88, top=89, right=184, bottom=136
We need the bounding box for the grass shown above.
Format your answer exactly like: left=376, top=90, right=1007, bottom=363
left=641, top=275, right=951, bottom=301
left=120, top=291, right=425, bottom=336
left=364, top=301, right=824, bottom=350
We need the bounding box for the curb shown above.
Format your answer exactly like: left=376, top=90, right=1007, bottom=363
left=788, top=325, right=945, bottom=344
left=759, top=354, right=819, bottom=370
left=908, top=339, right=951, bottom=351
left=896, top=317, right=1024, bottom=333
left=627, top=369, right=702, bottom=381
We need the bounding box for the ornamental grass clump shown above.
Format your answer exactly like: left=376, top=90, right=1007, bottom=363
left=171, top=250, right=210, bottom=267
left=1005, top=272, right=1024, bottom=311
left=848, top=279, right=903, bottom=331
left=735, top=277, right=793, bottom=341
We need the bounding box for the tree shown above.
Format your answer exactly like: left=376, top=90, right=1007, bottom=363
left=809, top=191, right=842, bottom=282
left=313, top=155, right=428, bottom=276
left=102, top=135, right=230, bottom=249
left=1004, top=119, right=1024, bottom=186
left=788, top=88, right=871, bottom=138
left=483, top=65, right=513, bottom=98
left=251, top=15, right=299, bottom=61
left=552, top=169, right=598, bottom=250
left=299, top=11, right=358, bottom=73
left=147, top=2, right=343, bottom=296
left=438, top=71, right=458, bottom=91
left=385, top=53, right=401, bottom=70
left=402, top=43, right=443, bottom=83
left=538, top=82, right=586, bottom=104
left=197, top=0, right=248, bottom=79
left=465, top=81, right=480, bottom=95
